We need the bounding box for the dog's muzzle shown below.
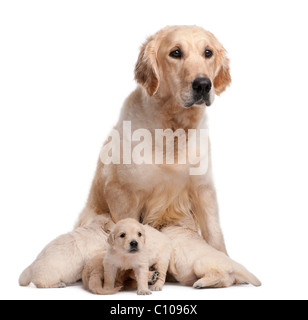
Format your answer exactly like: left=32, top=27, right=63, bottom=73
left=129, top=240, right=139, bottom=253
left=185, top=77, right=212, bottom=108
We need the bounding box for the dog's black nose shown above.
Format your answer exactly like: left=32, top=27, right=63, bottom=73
left=130, top=241, right=138, bottom=248
left=192, top=77, right=212, bottom=94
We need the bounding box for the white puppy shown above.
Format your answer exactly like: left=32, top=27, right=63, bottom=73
left=101, top=218, right=171, bottom=295
left=163, top=224, right=261, bottom=288
left=19, top=215, right=112, bottom=288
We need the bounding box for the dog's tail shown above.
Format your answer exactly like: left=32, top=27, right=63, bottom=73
left=232, top=261, right=262, bottom=287
left=19, top=265, right=32, bottom=287
left=87, top=274, right=122, bottom=295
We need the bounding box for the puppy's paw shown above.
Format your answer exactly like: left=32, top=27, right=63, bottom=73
left=137, top=289, right=152, bottom=295
left=57, top=282, right=67, bottom=288
left=149, top=271, right=160, bottom=284
left=193, top=280, right=206, bottom=289
left=150, top=284, right=163, bottom=292
left=193, top=276, right=222, bottom=289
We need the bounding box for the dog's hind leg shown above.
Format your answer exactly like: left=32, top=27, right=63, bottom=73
left=192, top=258, right=233, bottom=289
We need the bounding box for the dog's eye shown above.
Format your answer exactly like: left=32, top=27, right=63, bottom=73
left=204, top=49, right=213, bottom=59
left=169, top=49, right=182, bottom=59
left=138, top=232, right=142, bottom=237
left=120, top=233, right=126, bottom=238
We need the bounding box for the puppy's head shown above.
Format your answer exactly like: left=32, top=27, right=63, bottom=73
left=107, top=218, right=146, bottom=254
left=135, top=25, right=231, bottom=108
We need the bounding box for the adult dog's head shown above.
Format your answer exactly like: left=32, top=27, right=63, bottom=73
left=107, top=218, right=146, bottom=254
left=135, top=26, right=231, bottom=108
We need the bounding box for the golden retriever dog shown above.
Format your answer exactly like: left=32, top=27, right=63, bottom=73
left=19, top=215, right=112, bottom=288
left=20, top=25, right=257, bottom=291
left=76, top=25, right=231, bottom=258
left=98, top=218, right=171, bottom=295
left=82, top=253, right=159, bottom=295
left=162, top=219, right=261, bottom=288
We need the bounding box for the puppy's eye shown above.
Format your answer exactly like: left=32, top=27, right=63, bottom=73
left=204, top=49, right=213, bottom=59
left=120, top=233, right=126, bottom=238
left=138, top=232, right=142, bottom=237
left=169, top=49, right=182, bottom=59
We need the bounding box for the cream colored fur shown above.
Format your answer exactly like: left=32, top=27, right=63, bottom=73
left=19, top=215, right=112, bottom=288
left=20, top=26, right=260, bottom=291
left=100, top=218, right=171, bottom=295
left=162, top=221, right=261, bottom=288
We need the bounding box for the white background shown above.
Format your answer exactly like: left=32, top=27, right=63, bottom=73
left=1, top=0, right=308, bottom=300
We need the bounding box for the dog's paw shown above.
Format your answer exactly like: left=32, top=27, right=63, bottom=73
left=150, top=284, right=163, bottom=292
left=137, top=289, right=152, bottom=295
left=193, top=280, right=205, bottom=289
left=149, top=271, right=160, bottom=284
left=57, top=282, right=67, bottom=288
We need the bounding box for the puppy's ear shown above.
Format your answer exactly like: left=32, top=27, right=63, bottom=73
left=107, top=232, right=115, bottom=246
left=135, top=36, right=160, bottom=97
left=102, top=219, right=115, bottom=234
left=213, top=52, right=231, bottom=96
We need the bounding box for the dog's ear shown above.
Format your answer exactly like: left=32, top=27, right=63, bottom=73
left=213, top=52, right=231, bottom=96
left=107, top=232, right=115, bottom=246
left=135, top=36, right=160, bottom=97
left=102, top=219, right=115, bottom=234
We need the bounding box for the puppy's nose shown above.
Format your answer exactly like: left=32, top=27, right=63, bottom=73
left=192, top=77, right=212, bottom=94
left=130, top=241, right=138, bottom=248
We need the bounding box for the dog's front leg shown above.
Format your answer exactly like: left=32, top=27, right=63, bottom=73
left=192, top=183, right=228, bottom=255
left=103, top=261, right=117, bottom=290
left=150, top=250, right=170, bottom=291
left=134, top=264, right=152, bottom=295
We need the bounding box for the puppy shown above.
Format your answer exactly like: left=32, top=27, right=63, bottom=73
left=82, top=253, right=160, bottom=295
left=100, top=218, right=171, bottom=295
left=163, top=223, right=261, bottom=288
left=19, top=214, right=113, bottom=288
